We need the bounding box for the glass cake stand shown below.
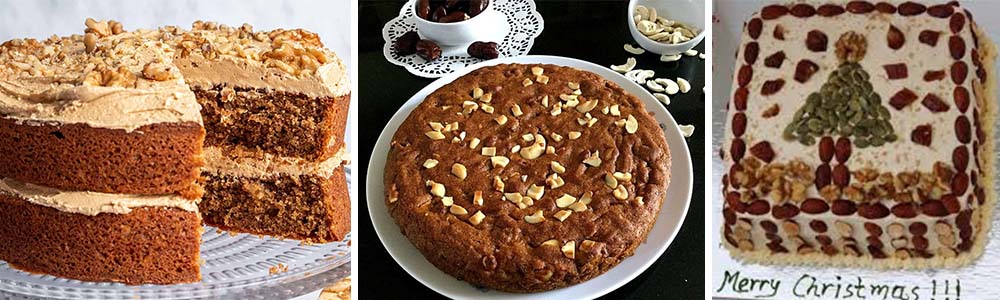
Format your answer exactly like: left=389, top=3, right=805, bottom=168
left=0, top=169, right=353, bottom=299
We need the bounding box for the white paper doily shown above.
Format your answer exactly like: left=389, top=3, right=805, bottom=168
left=381, top=0, right=544, bottom=78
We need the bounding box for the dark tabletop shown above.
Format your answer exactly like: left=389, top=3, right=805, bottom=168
left=358, top=1, right=705, bottom=298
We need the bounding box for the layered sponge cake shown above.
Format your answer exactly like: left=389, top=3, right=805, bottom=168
left=166, top=22, right=351, bottom=243
left=721, top=1, right=995, bottom=268
left=0, top=19, right=350, bottom=284
left=0, top=23, right=204, bottom=284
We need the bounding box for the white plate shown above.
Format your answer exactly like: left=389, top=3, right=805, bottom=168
left=366, top=55, right=694, bottom=300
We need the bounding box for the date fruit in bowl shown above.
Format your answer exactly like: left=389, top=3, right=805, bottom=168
left=417, top=0, right=489, bottom=23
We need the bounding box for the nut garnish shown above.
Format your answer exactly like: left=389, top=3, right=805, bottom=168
left=625, top=115, right=639, bottom=134
left=511, top=104, right=524, bottom=117
left=546, top=173, right=565, bottom=189
left=451, top=163, right=468, bottom=179
left=481, top=103, right=495, bottom=113
left=427, top=180, right=446, bottom=197
left=82, top=66, right=137, bottom=88
left=441, top=196, right=454, bottom=206
left=450, top=205, right=468, bottom=215
left=551, top=161, right=566, bottom=173
left=495, top=115, right=508, bottom=125
left=613, top=172, right=633, bottom=182
left=561, top=241, right=576, bottom=259
left=425, top=131, right=446, bottom=140
left=577, top=99, right=598, bottom=113
left=423, top=159, right=439, bottom=168
left=490, top=156, right=510, bottom=168
left=522, top=78, right=533, bottom=86
left=531, top=66, right=544, bottom=76
left=536, top=75, right=550, bottom=84
left=610, top=105, right=621, bottom=116
left=469, top=138, right=481, bottom=149
left=605, top=173, right=619, bottom=188
left=613, top=184, right=628, bottom=200
left=141, top=60, right=175, bottom=81
left=469, top=211, right=485, bottom=225
left=526, top=184, right=545, bottom=200
left=568, top=131, right=581, bottom=139
left=524, top=210, right=545, bottom=224
left=481, top=147, right=497, bottom=156
left=568, top=201, right=587, bottom=212
left=583, top=151, right=602, bottom=167
left=473, top=191, right=484, bottom=206
left=556, top=194, right=578, bottom=208
left=554, top=210, right=572, bottom=222
left=546, top=146, right=555, bottom=155
left=493, top=176, right=505, bottom=191
left=550, top=132, right=563, bottom=142
left=542, top=239, right=560, bottom=247
left=519, top=134, right=546, bottom=159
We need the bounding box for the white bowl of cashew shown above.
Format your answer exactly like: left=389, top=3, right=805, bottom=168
left=627, top=0, right=706, bottom=55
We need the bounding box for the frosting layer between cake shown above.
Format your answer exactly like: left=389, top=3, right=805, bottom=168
left=0, top=178, right=198, bottom=216
left=201, top=146, right=348, bottom=178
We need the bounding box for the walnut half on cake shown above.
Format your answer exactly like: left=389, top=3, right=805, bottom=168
left=721, top=1, right=996, bottom=268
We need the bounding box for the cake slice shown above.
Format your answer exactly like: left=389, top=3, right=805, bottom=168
left=721, top=1, right=995, bottom=268
left=162, top=22, right=352, bottom=243
left=0, top=21, right=204, bottom=283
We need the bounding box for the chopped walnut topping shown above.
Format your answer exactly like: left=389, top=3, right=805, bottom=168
left=82, top=66, right=137, bottom=88
left=141, top=60, right=176, bottom=81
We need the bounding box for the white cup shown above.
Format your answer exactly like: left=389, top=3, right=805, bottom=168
left=413, top=0, right=495, bottom=46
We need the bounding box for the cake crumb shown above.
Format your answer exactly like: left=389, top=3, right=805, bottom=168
left=320, top=277, right=352, bottom=300
left=269, top=263, right=289, bottom=275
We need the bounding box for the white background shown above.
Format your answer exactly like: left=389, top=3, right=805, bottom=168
left=712, top=1, right=1000, bottom=299
left=0, top=1, right=356, bottom=299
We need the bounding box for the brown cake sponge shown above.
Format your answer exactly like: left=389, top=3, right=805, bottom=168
left=199, top=166, right=351, bottom=243
left=0, top=118, right=205, bottom=199
left=0, top=193, right=202, bottom=285
left=193, top=85, right=351, bottom=161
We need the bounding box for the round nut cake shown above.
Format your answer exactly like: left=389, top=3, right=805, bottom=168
left=384, top=63, right=672, bottom=292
